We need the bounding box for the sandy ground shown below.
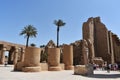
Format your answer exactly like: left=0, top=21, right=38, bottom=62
left=0, top=65, right=120, bottom=80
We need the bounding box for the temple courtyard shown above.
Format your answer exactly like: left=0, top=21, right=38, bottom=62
left=0, top=65, right=120, bottom=80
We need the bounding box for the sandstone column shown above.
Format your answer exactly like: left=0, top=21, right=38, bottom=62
left=8, top=50, right=14, bottom=64
left=82, top=39, right=89, bottom=65
left=63, top=45, right=74, bottom=70
left=14, top=48, right=25, bottom=71
left=87, top=39, right=95, bottom=64
left=13, top=47, right=19, bottom=64
left=48, top=48, right=61, bottom=71
left=20, top=48, right=25, bottom=62
left=0, top=47, right=6, bottom=64
left=22, top=47, right=41, bottom=72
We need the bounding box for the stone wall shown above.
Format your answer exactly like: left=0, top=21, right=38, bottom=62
left=82, top=17, right=120, bottom=64
left=0, top=41, right=25, bottom=64
left=112, top=34, right=120, bottom=63
left=71, top=40, right=83, bottom=65
left=93, top=17, right=110, bottom=61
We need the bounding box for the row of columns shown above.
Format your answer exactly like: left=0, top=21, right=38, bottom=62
left=17, top=45, right=74, bottom=72
left=0, top=47, right=25, bottom=65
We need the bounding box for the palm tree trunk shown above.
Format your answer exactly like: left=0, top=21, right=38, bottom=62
left=26, top=36, right=29, bottom=47
left=57, top=26, right=59, bottom=48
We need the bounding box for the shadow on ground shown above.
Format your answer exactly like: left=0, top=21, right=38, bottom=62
left=0, top=65, right=12, bottom=67
left=84, top=74, right=120, bottom=79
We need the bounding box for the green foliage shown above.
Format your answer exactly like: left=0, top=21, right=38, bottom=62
left=30, top=43, right=36, bottom=47
left=54, top=19, right=66, bottom=47
left=40, top=51, right=48, bottom=62
left=20, top=25, right=37, bottom=47
left=54, top=19, right=66, bottom=28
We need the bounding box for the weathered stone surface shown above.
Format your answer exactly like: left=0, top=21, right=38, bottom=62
left=24, top=47, right=41, bottom=67
left=14, top=62, right=24, bottom=71
left=48, top=66, right=61, bottom=71
left=48, top=48, right=61, bottom=71
left=70, top=40, right=83, bottom=65
left=74, top=65, right=87, bottom=75
left=82, top=39, right=89, bottom=65
left=60, top=63, right=65, bottom=70
left=74, top=64, right=93, bottom=75
left=82, top=17, right=120, bottom=64
left=41, top=63, right=48, bottom=71
left=22, top=66, right=41, bottom=72
left=13, top=47, right=19, bottom=64
left=86, top=64, right=94, bottom=75
left=87, top=39, right=95, bottom=64
left=112, top=34, right=120, bottom=63
left=0, top=41, right=25, bottom=64
left=93, top=57, right=104, bottom=66
left=63, top=45, right=74, bottom=70
left=0, top=47, right=6, bottom=64
left=23, top=47, right=41, bottom=72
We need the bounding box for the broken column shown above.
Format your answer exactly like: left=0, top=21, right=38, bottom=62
left=63, top=45, right=74, bottom=70
left=74, top=39, right=93, bottom=75
left=87, top=39, right=95, bottom=64
left=48, top=48, right=61, bottom=71
left=22, top=47, right=41, bottom=72
left=82, top=39, right=89, bottom=65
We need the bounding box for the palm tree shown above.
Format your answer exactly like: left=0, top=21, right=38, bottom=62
left=20, top=25, right=37, bottom=47
left=54, top=19, right=66, bottom=47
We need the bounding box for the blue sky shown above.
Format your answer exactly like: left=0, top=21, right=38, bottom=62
left=0, top=0, right=120, bottom=47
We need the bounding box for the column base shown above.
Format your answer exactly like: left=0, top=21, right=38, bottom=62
left=65, top=65, right=74, bottom=70
left=22, top=66, right=41, bottom=72
left=48, top=66, right=61, bottom=71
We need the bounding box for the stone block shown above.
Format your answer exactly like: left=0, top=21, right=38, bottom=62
left=14, top=62, right=24, bottom=71
left=60, top=63, right=65, bottom=70
left=74, top=65, right=87, bottom=75
left=74, top=64, right=93, bottom=76
left=41, top=63, right=48, bottom=71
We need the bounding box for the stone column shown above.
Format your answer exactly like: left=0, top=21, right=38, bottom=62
left=48, top=48, right=61, bottom=71
left=82, top=39, right=89, bottom=65
left=0, top=47, right=6, bottom=64
left=22, top=47, right=41, bottom=72
left=20, top=48, right=25, bottom=62
left=87, top=39, right=95, bottom=64
left=13, top=47, right=19, bottom=64
left=8, top=50, right=14, bottom=64
left=63, top=45, right=74, bottom=70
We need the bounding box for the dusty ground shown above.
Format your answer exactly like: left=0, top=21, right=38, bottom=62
left=0, top=65, right=120, bottom=80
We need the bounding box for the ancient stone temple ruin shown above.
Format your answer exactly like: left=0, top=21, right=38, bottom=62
left=83, top=17, right=120, bottom=64
left=0, top=17, right=120, bottom=73
left=72, top=17, right=120, bottom=66
left=0, top=41, right=25, bottom=64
